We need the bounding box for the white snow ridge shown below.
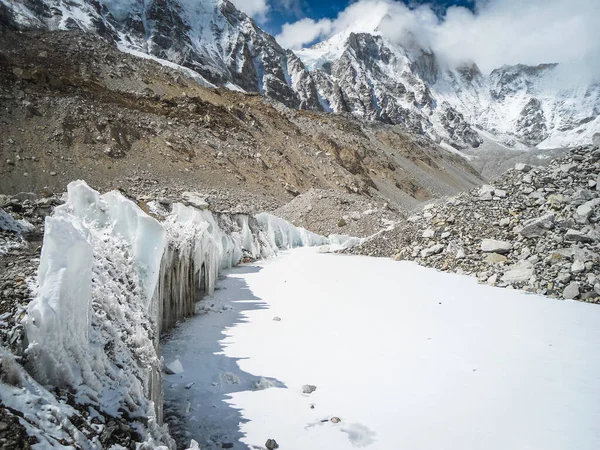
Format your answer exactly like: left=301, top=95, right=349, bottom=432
left=2, top=180, right=343, bottom=449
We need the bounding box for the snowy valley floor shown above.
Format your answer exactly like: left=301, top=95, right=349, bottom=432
left=162, top=248, right=600, bottom=450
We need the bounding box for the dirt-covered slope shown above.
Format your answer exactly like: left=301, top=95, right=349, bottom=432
left=0, top=28, right=483, bottom=216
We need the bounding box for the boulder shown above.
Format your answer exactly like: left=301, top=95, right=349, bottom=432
left=165, top=359, right=184, bottom=375
left=479, top=185, right=495, bottom=201
left=485, top=253, right=508, bottom=264
left=421, top=244, right=444, bottom=258
left=501, top=261, right=534, bottom=283
left=422, top=229, right=435, bottom=238
left=560, top=163, right=578, bottom=173
left=570, top=189, right=593, bottom=206
left=481, top=239, right=512, bottom=254
left=12, top=192, right=36, bottom=202
left=515, top=163, right=532, bottom=172
left=182, top=192, right=209, bottom=210
left=574, top=199, right=599, bottom=224
left=571, top=260, right=586, bottom=274
left=563, top=282, right=580, bottom=300
left=519, top=213, right=555, bottom=238
left=565, top=229, right=593, bottom=243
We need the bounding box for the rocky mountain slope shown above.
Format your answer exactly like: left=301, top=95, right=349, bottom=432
left=348, top=144, right=600, bottom=302
left=0, top=27, right=483, bottom=215
left=2, top=0, right=598, bottom=152
left=0, top=0, right=322, bottom=110
left=0, top=0, right=318, bottom=109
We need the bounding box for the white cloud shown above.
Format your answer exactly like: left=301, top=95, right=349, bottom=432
left=277, top=17, right=334, bottom=48
left=277, top=1, right=395, bottom=49
left=230, top=0, right=270, bottom=19
left=275, top=0, right=600, bottom=78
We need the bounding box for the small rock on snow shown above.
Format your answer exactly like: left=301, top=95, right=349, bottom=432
left=265, top=438, right=279, bottom=450
left=302, top=384, right=317, bottom=394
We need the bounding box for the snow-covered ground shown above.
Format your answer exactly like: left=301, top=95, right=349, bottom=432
left=163, top=247, right=600, bottom=450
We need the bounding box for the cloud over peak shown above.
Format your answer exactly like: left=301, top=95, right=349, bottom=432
left=274, top=0, right=600, bottom=77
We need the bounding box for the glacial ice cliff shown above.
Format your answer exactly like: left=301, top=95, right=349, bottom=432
left=3, top=180, right=341, bottom=448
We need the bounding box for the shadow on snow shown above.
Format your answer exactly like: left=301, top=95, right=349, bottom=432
left=162, top=264, right=285, bottom=450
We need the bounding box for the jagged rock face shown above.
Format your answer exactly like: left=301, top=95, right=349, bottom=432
left=300, top=33, right=482, bottom=149
left=516, top=98, right=548, bottom=145
left=440, top=62, right=600, bottom=149
left=300, top=31, right=600, bottom=150
left=0, top=0, right=322, bottom=109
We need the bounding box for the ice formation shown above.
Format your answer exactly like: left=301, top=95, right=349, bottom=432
left=17, top=180, right=347, bottom=448
left=0, top=208, right=34, bottom=255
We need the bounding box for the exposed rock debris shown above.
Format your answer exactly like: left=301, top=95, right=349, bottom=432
left=274, top=188, right=404, bottom=237
left=347, top=145, right=600, bottom=302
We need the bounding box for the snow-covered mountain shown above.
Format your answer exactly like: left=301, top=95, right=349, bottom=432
left=0, top=0, right=322, bottom=109
left=297, top=27, right=600, bottom=150
left=437, top=62, right=600, bottom=149
left=2, top=0, right=598, bottom=149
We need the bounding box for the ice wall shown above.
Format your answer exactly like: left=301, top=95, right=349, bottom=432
left=153, top=207, right=330, bottom=336
left=23, top=181, right=170, bottom=448
left=22, top=180, right=346, bottom=446
left=256, top=212, right=329, bottom=253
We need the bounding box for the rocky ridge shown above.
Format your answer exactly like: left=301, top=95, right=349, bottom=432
left=348, top=145, right=600, bottom=302
left=0, top=0, right=322, bottom=110
left=300, top=31, right=600, bottom=150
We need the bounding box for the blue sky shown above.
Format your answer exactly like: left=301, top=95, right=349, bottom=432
left=261, top=1, right=475, bottom=36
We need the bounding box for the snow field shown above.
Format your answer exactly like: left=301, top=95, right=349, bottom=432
left=164, top=247, right=600, bottom=450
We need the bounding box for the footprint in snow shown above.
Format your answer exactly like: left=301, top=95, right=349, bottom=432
left=305, top=418, right=376, bottom=447
left=340, top=423, right=377, bottom=448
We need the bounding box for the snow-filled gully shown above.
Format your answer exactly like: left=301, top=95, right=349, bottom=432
left=14, top=180, right=354, bottom=448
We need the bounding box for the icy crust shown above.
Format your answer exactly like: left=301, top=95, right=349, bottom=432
left=16, top=180, right=343, bottom=448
